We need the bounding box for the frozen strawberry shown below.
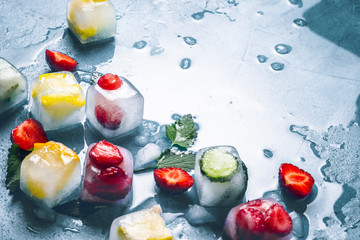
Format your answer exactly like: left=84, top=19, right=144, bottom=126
left=154, top=167, right=194, bottom=194
left=95, top=104, right=123, bottom=130
left=86, top=166, right=132, bottom=201
left=45, top=49, right=78, bottom=72
left=265, top=204, right=293, bottom=236
left=224, top=198, right=293, bottom=240
left=89, top=140, right=123, bottom=168
left=98, top=73, right=122, bottom=90
left=11, top=119, right=48, bottom=150
left=279, top=163, right=315, bottom=198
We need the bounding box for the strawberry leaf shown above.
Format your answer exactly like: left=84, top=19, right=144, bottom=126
left=6, top=144, right=30, bottom=194
left=166, top=114, right=197, bottom=148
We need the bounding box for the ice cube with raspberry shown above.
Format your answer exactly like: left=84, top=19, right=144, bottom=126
left=81, top=140, right=133, bottom=205
left=224, top=198, right=293, bottom=240
left=86, top=73, right=144, bottom=139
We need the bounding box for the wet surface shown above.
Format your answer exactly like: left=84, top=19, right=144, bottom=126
left=0, top=0, right=360, bottom=239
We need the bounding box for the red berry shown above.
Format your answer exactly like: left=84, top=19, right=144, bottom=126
left=11, top=119, right=48, bottom=150
left=279, top=163, right=315, bottom=198
left=89, top=140, right=123, bottom=168
left=45, top=49, right=77, bottom=72
left=265, top=203, right=293, bottom=236
left=236, top=208, right=266, bottom=235
left=94, top=104, right=123, bottom=130
left=154, top=167, right=194, bottom=194
left=98, top=73, right=122, bottom=90
left=86, top=166, right=132, bottom=200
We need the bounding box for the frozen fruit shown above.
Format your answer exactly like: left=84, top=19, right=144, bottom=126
left=20, top=141, right=81, bottom=208
left=45, top=49, right=78, bottom=72
left=279, top=163, right=314, bottom=198
left=89, top=140, right=123, bottom=168
left=109, top=205, right=173, bottom=240
left=11, top=119, right=48, bottom=151
left=154, top=167, right=194, bottom=194
left=195, top=146, right=248, bottom=206
left=224, top=198, right=292, bottom=240
left=81, top=141, right=133, bottom=204
left=98, top=73, right=122, bottom=90
left=95, top=104, right=123, bottom=130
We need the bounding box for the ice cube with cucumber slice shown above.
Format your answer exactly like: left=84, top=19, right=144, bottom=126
left=0, top=58, right=27, bottom=115
left=195, top=146, right=248, bottom=207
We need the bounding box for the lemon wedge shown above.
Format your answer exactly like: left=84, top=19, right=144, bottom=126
left=32, top=72, right=85, bottom=119
left=20, top=142, right=80, bottom=207
left=110, top=205, right=173, bottom=240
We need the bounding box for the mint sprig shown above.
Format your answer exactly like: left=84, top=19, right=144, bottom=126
left=6, top=144, right=30, bottom=194
left=166, top=114, right=197, bottom=148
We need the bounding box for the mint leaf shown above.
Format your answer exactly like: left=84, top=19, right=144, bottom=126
left=6, top=144, right=29, bottom=193
left=166, top=114, right=197, bottom=148
left=157, top=149, right=195, bottom=171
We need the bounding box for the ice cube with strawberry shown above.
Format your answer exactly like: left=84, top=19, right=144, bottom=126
left=224, top=198, right=293, bottom=240
left=86, top=73, right=144, bottom=139
left=81, top=140, right=133, bottom=205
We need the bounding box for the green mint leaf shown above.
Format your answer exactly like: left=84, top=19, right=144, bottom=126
left=156, top=149, right=196, bottom=171
left=166, top=114, right=198, bottom=149
left=6, top=144, right=29, bottom=194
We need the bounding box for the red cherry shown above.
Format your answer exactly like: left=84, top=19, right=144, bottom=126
left=98, top=73, right=122, bottom=90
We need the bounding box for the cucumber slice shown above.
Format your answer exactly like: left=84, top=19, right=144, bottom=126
left=200, top=148, right=238, bottom=182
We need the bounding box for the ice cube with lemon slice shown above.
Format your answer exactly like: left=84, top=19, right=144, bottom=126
left=30, top=71, right=86, bottom=131
left=109, top=205, right=173, bottom=240
left=194, top=146, right=248, bottom=207
left=0, top=58, right=27, bottom=116
left=67, top=0, right=116, bottom=44
left=19, top=141, right=81, bottom=208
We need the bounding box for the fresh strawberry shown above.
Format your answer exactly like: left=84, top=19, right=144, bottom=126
left=279, top=163, right=315, bottom=198
left=86, top=166, right=132, bottom=200
left=225, top=198, right=292, bottom=240
left=95, top=104, right=123, bottom=130
left=154, top=167, right=194, bottom=194
left=11, top=119, right=48, bottom=150
left=97, top=73, right=122, bottom=90
left=89, top=140, right=123, bottom=168
left=45, top=49, right=78, bottom=72
left=265, top=204, right=293, bottom=236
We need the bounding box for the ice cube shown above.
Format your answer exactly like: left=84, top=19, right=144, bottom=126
left=194, top=146, right=248, bottom=207
left=29, top=72, right=86, bottom=131
left=109, top=205, right=172, bottom=240
left=81, top=141, right=133, bottom=205
left=20, top=141, right=81, bottom=208
left=184, top=205, right=217, bottom=225
left=134, top=143, right=162, bottom=170
left=67, top=0, right=116, bottom=44
left=86, top=76, right=144, bottom=139
left=0, top=58, right=27, bottom=116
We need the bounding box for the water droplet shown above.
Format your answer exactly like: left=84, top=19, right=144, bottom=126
left=271, top=62, right=285, bottom=71
left=133, top=40, right=147, bottom=49
left=191, top=11, right=205, bottom=20
left=63, top=228, right=80, bottom=233
left=257, top=55, right=268, bottom=63
left=116, top=15, right=122, bottom=20
left=171, top=113, right=182, bottom=120
left=274, top=44, right=292, bottom=54
left=263, top=149, right=273, bottom=158
left=183, top=37, right=197, bottom=46
left=257, top=11, right=264, bottom=15
left=180, top=58, right=191, bottom=69
left=293, top=18, right=307, bottom=27
left=289, top=0, right=303, bottom=7
left=301, top=157, right=306, bottom=162
left=150, top=47, right=164, bottom=56
left=27, top=225, right=40, bottom=234
left=227, top=0, right=235, bottom=4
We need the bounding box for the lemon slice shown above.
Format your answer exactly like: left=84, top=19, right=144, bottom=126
left=111, top=205, right=173, bottom=240
left=67, top=0, right=107, bottom=41
left=32, top=72, right=85, bottom=119
left=21, top=141, right=80, bottom=201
